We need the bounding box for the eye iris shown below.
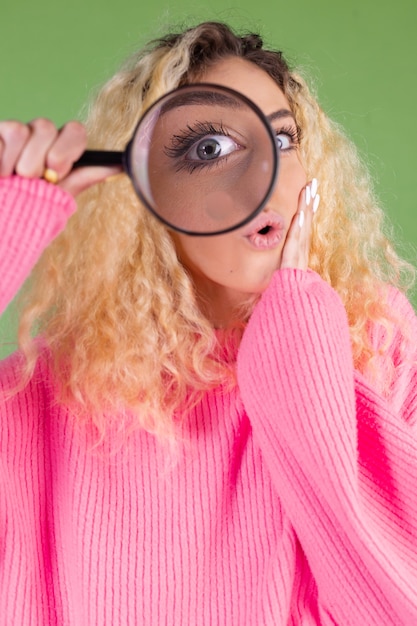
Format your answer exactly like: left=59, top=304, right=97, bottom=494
left=197, top=139, right=221, bottom=160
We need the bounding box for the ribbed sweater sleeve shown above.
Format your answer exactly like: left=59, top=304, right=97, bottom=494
left=237, top=268, right=417, bottom=625
left=0, top=176, right=76, bottom=314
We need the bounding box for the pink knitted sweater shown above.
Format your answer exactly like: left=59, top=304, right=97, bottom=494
left=1, top=176, right=417, bottom=625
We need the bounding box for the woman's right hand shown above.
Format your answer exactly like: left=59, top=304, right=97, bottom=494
left=0, top=118, right=122, bottom=197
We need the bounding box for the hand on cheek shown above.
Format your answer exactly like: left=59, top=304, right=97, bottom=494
left=280, top=179, right=320, bottom=271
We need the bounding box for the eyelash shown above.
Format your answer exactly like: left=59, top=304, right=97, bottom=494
left=275, top=124, right=301, bottom=151
left=164, top=120, right=301, bottom=175
left=164, top=121, right=232, bottom=173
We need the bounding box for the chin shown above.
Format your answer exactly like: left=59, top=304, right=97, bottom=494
left=230, top=277, right=274, bottom=303
left=245, top=264, right=280, bottom=294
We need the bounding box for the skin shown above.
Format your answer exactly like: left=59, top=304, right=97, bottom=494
left=170, top=58, right=314, bottom=326
left=0, top=119, right=118, bottom=196
left=0, top=56, right=315, bottom=328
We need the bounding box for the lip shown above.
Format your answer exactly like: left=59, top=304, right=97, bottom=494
left=240, top=211, right=286, bottom=250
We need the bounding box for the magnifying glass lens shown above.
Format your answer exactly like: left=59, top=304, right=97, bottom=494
left=127, top=84, right=278, bottom=235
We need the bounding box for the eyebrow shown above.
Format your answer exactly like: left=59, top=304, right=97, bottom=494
left=267, top=109, right=295, bottom=123
left=160, top=90, right=244, bottom=115
left=160, top=91, right=296, bottom=124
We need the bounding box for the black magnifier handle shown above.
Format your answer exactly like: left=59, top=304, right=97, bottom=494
left=74, top=150, right=125, bottom=168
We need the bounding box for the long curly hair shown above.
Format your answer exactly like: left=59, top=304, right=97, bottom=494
left=17, top=21, right=414, bottom=440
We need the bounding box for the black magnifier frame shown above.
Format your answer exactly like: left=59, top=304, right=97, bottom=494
left=75, top=83, right=279, bottom=237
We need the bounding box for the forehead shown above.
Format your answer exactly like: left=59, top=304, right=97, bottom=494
left=197, top=57, right=290, bottom=117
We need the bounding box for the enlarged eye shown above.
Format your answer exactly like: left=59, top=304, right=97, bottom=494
left=187, top=135, right=240, bottom=161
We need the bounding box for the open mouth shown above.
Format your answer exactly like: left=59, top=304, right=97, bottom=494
left=241, top=212, right=285, bottom=250
left=257, top=225, right=272, bottom=235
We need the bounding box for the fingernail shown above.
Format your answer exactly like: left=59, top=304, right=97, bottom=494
left=305, top=185, right=311, bottom=206
left=298, top=210, right=305, bottom=228
left=311, top=178, right=318, bottom=198
left=313, top=193, right=320, bottom=213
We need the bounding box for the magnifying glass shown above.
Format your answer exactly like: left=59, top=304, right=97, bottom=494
left=75, top=83, right=279, bottom=236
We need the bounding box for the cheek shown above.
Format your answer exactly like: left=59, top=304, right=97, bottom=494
left=277, top=159, right=307, bottom=211
left=172, top=233, right=233, bottom=277
left=286, top=155, right=307, bottom=191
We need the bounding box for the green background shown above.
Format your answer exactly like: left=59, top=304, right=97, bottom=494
left=1, top=0, right=416, bottom=356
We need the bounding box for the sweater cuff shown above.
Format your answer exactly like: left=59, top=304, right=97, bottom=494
left=0, top=176, right=77, bottom=313
left=0, top=175, right=76, bottom=235
left=267, top=266, right=331, bottom=290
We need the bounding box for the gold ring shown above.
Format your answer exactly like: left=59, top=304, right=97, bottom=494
left=43, top=168, right=59, bottom=184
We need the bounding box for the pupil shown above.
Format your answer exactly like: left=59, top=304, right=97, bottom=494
left=197, top=139, right=221, bottom=160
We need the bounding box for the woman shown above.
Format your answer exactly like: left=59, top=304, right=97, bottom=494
left=1, top=21, right=417, bottom=625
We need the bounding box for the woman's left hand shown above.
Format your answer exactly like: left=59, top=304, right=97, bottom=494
left=279, top=179, right=319, bottom=270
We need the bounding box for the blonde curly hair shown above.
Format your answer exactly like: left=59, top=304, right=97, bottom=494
left=18, top=21, right=414, bottom=440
